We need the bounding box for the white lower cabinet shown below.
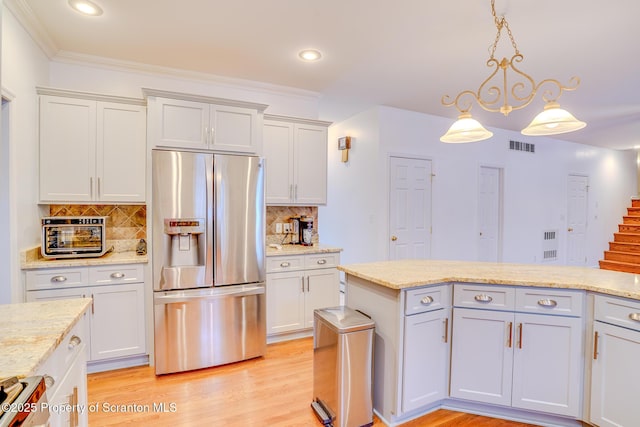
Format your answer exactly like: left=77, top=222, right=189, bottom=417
left=591, top=295, right=640, bottom=427
left=402, top=301, right=450, bottom=413
left=25, top=264, right=147, bottom=369
left=450, top=284, right=584, bottom=418
left=266, top=252, right=340, bottom=337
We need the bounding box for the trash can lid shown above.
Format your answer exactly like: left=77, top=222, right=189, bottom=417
left=314, top=306, right=375, bottom=333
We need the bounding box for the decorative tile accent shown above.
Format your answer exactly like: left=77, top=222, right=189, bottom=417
left=48, top=205, right=146, bottom=252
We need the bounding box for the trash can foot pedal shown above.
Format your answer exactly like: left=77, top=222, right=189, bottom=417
left=311, top=400, right=334, bottom=426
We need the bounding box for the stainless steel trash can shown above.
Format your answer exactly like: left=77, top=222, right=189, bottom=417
left=312, top=306, right=374, bottom=427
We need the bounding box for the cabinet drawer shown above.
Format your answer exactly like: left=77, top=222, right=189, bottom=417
left=89, top=264, right=144, bottom=285
left=266, top=256, right=304, bottom=273
left=25, top=267, right=89, bottom=291
left=36, top=315, right=87, bottom=397
left=405, top=285, right=450, bottom=315
left=304, top=252, right=339, bottom=270
left=515, top=287, right=584, bottom=317
left=453, top=283, right=515, bottom=311
left=595, top=294, right=640, bottom=332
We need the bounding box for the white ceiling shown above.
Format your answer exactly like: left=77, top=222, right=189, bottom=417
left=10, top=0, right=640, bottom=150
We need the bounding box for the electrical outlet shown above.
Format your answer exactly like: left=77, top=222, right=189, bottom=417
left=275, top=223, right=283, bottom=234
left=283, top=223, right=291, bottom=233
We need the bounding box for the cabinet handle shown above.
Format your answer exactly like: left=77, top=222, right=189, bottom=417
left=289, top=184, right=293, bottom=200
left=51, top=275, right=67, bottom=283
left=593, top=331, right=599, bottom=360
left=301, top=277, right=305, bottom=293
left=110, top=272, right=125, bottom=279
left=629, top=313, right=640, bottom=322
left=71, top=386, right=79, bottom=427
left=307, top=276, right=310, bottom=292
left=317, top=259, right=327, bottom=265
left=537, top=298, right=558, bottom=307
left=210, top=127, right=215, bottom=144
left=91, top=294, right=95, bottom=315
left=474, top=294, right=493, bottom=303
left=280, top=262, right=290, bottom=268
left=44, top=375, right=55, bottom=388
left=518, top=323, right=523, bottom=349
left=420, top=296, right=434, bottom=305
left=443, top=318, right=449, bottom=343
left=68, top=335, right=82, bottom=350
left=507, top=322, right=513, bottom=348
left=97, top=177, right=101, bottom=198
left=90, top=177, right=93, bottom=199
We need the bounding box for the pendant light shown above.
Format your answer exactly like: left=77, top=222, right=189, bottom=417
left=440, top=0, right=586, bottom=143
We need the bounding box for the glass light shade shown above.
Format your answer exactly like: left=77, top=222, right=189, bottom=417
left=440, top=112, right=493, bottom=143
left=68, top=0, right=103, bottom=16
left=521, top=102, right=586, bottom=136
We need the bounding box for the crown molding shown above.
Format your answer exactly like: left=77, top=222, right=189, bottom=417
left=4, top=0, right=58, bottom=58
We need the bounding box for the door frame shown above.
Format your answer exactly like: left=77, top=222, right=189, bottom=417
left=477, top=163, right=504, bottom=262
left=386, top=153, right=434, bottom=260
left=1, top=88, right=16, bottom=303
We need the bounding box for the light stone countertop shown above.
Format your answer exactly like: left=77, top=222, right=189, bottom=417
left=338, top=259, right=640, bottom=301
left=0, top=298, right=92, bottom=379
left=21, top=246, right=148, bottom=270
left=266, top=244, right=342, bottom=257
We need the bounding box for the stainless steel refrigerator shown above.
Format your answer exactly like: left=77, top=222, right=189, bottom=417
left=152, top=149, right=266, bottom=375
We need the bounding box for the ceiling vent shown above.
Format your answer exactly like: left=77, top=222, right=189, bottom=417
left=509, top=139, right=535, bottom=153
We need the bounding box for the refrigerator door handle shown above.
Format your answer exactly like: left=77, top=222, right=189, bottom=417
left=154, top=285, right=265, bottom=305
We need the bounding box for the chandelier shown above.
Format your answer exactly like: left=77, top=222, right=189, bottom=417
left=440, top=0, right=586, bottom=143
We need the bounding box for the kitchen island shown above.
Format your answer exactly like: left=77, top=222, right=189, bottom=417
left=0, top=298, right=91, bottom=426
left=339, top=260, right=640, bottom=427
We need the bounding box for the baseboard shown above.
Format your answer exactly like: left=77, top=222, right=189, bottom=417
left=266, top=329, right=312, bottom=344
left=87, top=354, right=149, bottom=374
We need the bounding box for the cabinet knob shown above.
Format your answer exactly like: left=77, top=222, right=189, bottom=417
left=391, top=236, right=398, bottom=241
left=420, top=296, right=434, bottom=305
left=280, top=261, right=290, bottom=268
left=110, top=272, right=125, bottom=279
left=43, top=375, right=55, bottom=388
left=51, top=275, right=67, bottom=283
left=68, top=335, right=82, bottom=350
left=317, top=259, right=327, bottom=265
left=537, top=298, right=558, bottom=308
left=568, top=227, right=574, bottom=232
left=629, top=313, right=640, bottom=322
left=474, top=294, right=493, bottom=303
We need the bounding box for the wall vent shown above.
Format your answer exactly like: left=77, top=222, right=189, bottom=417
left=509, top=140, right=535, bottom=153
left=542, top=230, right=558, bottom=262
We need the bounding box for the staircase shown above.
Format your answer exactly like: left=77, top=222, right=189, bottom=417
left=599, top=199, right=640, bottom=274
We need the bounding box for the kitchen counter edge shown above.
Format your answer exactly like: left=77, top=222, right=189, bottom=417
left=21, top=246, right=148, bottom=270
left=338, top=259, right=640, bottom=301
left=266, top=244, right=342, bottom=257
left=0, top=298, right=92, bottom=378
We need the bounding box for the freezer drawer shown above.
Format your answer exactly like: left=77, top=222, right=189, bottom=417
left=153, top=284, right=266, bottom=375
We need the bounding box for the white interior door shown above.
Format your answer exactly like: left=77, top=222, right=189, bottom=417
left=567, top=174, right=588, bottom=265
left=389, top=156, right=432, bottom=260
left=478, top=166, right=503, bottom=262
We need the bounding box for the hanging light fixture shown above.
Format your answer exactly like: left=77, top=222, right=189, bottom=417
left=440, top=0, right=586, bottom=143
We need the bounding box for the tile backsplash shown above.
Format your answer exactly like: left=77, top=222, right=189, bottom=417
left=48, top=204, right=146, bottom=252
left=266, top=206, right=319, bottom=245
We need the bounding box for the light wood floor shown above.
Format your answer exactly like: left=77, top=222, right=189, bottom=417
left=87, top=337, right=538, bottom=426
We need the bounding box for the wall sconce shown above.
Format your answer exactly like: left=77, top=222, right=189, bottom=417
left=338, top=136, right=352, bottom=162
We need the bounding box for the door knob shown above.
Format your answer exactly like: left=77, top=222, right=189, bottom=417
left=391, top=235, right=398, bottom=241
left=568, top=227, right=574, bottom=232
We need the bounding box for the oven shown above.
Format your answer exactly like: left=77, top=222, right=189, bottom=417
left=41, top=216, right=109, bottom=259
left=0, top=376, right=49, bottom=427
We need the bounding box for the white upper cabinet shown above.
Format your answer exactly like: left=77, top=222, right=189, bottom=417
left=263, top=115, right=331, bottom=205
left=38, top=88, right=146, bottom=203
left=144, top=89, right=267, bottom=154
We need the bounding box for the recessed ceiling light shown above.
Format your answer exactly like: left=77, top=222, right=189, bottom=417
left=68, top=0, right=103, bottom=16
left=298, top=49, right=322, bottom=62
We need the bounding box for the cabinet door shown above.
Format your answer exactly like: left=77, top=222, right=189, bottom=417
left=304, top=268, right=340, bottom=328
left=39, top=96, right=96, bottom=202
left=293, top=124, right=327, bottom=205
left=450, top=308, right=514, bottom=406
left=26, top=287, right=89, bottom=302
left=591, top=322, right=640, bottom=427
left=511, top=313, right=582, bottom=417
left=210, top=105, right=259, bottom=153
left=97, top=102, right=146, bottom=202
left=263, top=120, right=295, bottom=204
left=402, top=308, right=450, bottom=413
left=89, top=282, right=146, bottom=360
left=151, top=98, right=209, bottom=149
left=266, top=271, right=306, bottom=334
left=47, top=342, right=88, bottom=427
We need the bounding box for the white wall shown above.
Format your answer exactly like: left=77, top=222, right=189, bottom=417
left=320, top=106, right=636, bottom=268
left=1, top=6, right=50, bottom=302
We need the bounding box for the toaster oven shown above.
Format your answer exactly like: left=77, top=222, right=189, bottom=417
left=41, top=216, right=109, bottom=259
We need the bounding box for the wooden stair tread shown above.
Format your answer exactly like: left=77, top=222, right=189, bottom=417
left=599, top=259, right=640, bottom=274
